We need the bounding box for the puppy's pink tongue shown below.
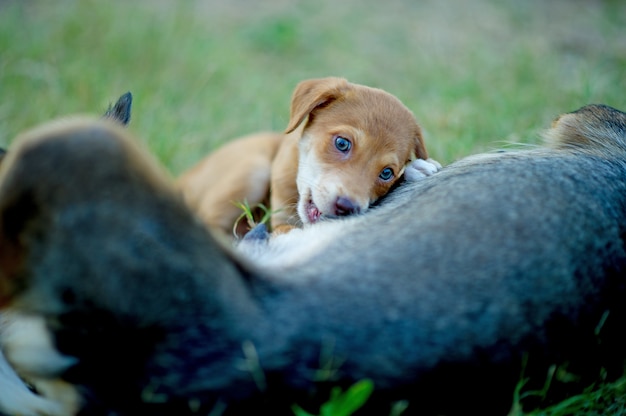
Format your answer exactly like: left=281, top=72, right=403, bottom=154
left=307, top=202, right=321, bottom=223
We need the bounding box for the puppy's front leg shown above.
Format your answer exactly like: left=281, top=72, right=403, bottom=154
left=404, top=158, right=442, bottom=182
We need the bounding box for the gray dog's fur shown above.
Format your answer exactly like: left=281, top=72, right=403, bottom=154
left=0, top=105, right=625, bottom=415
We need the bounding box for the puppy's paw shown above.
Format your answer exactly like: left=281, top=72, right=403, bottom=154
left=404, top=158, right=442, bottom=182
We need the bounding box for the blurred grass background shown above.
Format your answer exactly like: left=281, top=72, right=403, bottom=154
left=1, top=0, right=626, bottom=414
left=1, top=0, right=625, bottom=175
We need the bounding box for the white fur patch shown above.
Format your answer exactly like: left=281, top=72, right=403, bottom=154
left=0, top=312, right=81, bottom=415
left=1, top=313, right=77, bottom=378
left=0, top=350, right=68, bottom=416
left=238, top=220, right=346, bottom=271
left=296, top=144, right=326, bottom=224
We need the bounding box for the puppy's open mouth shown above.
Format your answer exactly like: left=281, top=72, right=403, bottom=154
left=305, top=200, right=322, bottom=224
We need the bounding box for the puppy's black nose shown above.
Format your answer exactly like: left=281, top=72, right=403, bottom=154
left=334, top=197, right=360, bottom=216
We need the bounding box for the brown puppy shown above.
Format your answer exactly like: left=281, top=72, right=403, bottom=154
left=178, top=77, right=434, bottom=236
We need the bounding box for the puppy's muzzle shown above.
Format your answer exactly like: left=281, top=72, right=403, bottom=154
left=333, top=197, right=361, bottom=217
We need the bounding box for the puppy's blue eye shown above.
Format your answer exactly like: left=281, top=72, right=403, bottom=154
left=334, top=136, right=351, bottom=153
left=379, top=167, right=394, bottom=181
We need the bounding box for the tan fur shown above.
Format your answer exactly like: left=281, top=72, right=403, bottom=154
left=178, top=132, right=283, bottom=235
left=178, top=77, right=428, bottom=237
left=544, top=104, right=626, bottom=154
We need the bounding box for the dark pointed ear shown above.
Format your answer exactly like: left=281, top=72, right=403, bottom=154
left=103, top=92, right=133, bottom=126
left=284, top=77, right=349, bottom=134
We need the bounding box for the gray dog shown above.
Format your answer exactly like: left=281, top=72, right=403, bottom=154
left=0, top=104, right=624, bottom=415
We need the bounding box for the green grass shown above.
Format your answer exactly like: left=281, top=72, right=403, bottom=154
left=2, top=0, right=625, bottom=172
left=293, top=380, right=375, bottom=416
left=511, top=372, right=626, bottom=416
left=1, top=0, right=626, bottom=414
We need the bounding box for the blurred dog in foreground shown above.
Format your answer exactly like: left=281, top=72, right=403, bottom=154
left=178, top=77, right=438, bottom=237
left=0, top=92, right=132, bottom=416
left=0, top=104, right=625, bottom=415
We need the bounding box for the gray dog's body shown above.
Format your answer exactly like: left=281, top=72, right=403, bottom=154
left=0, top=105, right=625, bottom=415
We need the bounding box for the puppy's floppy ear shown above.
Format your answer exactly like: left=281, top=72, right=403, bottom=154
left=284, top=77, right=350, bottom=133
left=412, top=125, right=428, bottom=160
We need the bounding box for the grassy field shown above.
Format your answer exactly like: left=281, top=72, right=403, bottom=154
left=1, top=0, right=626, bottom=414
left=1, top=0, right=625, bottom=173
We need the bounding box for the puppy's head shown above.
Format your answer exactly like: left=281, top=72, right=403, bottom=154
left=285, top=77, right=428, bottom=224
